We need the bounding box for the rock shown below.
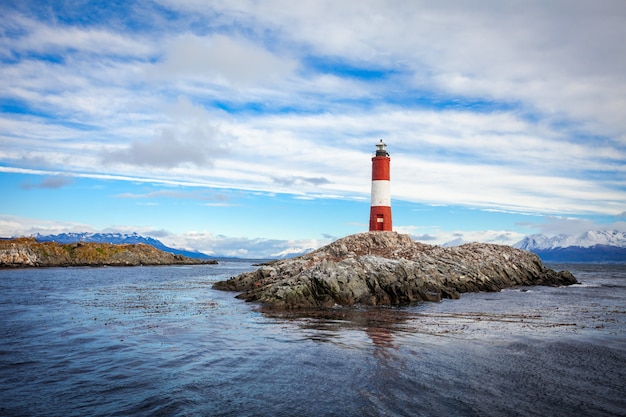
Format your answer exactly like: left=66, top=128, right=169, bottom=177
left=0, top=237, right=217, bottom=268
left=213, top=232, right=577, bottom=309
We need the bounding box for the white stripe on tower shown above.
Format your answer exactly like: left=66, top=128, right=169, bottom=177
left=369, top=140, right=392, bottom=232
left=371, top=181, right=391, bottom=207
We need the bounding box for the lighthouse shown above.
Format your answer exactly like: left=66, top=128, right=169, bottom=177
left=369, top=139, right=392, bottom=231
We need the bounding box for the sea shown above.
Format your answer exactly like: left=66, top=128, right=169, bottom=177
left=0, top=261, right=624, bottom=417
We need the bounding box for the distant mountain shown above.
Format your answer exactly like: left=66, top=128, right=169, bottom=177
left=34, top=232, right=212, bottom=259
left=514, top=230, right=626, bottom=250
left=513, top=230, right=626, bottom=262
left=441, top=237, right=466, bottom=247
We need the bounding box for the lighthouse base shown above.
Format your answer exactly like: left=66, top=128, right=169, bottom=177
left=369, top=206, right=392, bottom=231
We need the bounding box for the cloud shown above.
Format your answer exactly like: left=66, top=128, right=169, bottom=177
left=271, top=176, right=331, bottom=187
left=518, top=216, right=626, bottom=236
left=115, top=191, right=192, bottom=199
left=159, top=34, right=298, bottom=86
left=144, top=229, right=171, bottom=238
left=114, top=189, right=232, bottom=203
left=159, top=231, right=333, bottom=259
left=1, top=0, right=626, bottom=243
left=20, top=175, right=74, bottom=190
left=0, top=214, right=96, bottom=237
left=102, top=126, right=222, bottom=168
left=411, top=234, right=438, bottom=241
left=5, top=12, right=156, bottom=58
left=101, top=97, right=231, bottom=168
left=396, top=224, right=527, bottom=246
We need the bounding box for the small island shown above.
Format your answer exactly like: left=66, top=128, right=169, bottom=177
left=213, top=232, right=577, bottom=309
left=0, top=237, right=217, bottom=268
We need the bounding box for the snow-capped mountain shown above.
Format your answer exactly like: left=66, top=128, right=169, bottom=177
left=513, top=230, right=626, bottom=262
left=514, top=230, right=626, bottom=250
left=34, top=232, right=212, bottom=259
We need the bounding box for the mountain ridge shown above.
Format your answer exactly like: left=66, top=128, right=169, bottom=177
left=514, top=230, right=626, bottom=250
left=513, top=230, right=626, bottom=263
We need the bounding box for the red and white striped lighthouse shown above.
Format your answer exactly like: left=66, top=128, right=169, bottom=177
left=369, top=139, right=392, bottom=232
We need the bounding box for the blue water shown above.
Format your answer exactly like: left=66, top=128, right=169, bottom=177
left=1, top=262, right=625, bottom=416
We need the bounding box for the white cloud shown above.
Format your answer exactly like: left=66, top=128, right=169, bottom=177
left=158, top=34, right=298, bottom=86
left=160, top=231, right=333, bottom=258
left=3, top=105, right=624, bottom=216
left=1, top=0, right=626, bottom=244
left=518, top=216, right=626, bottom=237
left=103, top=125, right=221, bottom=168
left=159, top=0, right=626, bottom=135
left=14, top=15, right=154, bottom=57
left=100, top=97, right=232, bottom=168
left=0, top=215, right=98, bottom=237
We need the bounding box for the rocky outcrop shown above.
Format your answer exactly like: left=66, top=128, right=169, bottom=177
left=213, top=232, right=576, bottom=309
left=0, top=237, right=217, bottom=268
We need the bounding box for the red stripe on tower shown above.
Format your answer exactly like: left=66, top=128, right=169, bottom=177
left=369, top=140, right=392, bottom=232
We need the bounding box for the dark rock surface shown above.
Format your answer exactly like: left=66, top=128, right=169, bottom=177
left=213, top=232, right=577, bottom=309
left=0, top=237, right=217, bottom=267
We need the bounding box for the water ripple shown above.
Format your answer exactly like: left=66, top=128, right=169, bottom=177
left=1, top=262, right=625, bottom=416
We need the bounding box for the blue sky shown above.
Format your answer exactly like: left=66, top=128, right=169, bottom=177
left=1, top=0, right=625, bottom=258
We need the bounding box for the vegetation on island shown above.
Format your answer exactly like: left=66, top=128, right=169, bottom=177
left=0, top=237, right=216, bottom=267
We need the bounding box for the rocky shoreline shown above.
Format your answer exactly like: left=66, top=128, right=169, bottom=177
left=213, top=232, right=577, bottom=309
left=0, top=237, right=217, bottom=268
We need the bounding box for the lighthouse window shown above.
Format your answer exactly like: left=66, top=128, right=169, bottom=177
left=377, top=215, right=384, bottom=223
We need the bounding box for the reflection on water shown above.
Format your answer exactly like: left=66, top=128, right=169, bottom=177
left=262, top=307, right=406, bottom=360
left=260, top=285, right=625, bottom=345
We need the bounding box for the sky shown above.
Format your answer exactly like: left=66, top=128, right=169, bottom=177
left=1, top=0, right=625, bottom=258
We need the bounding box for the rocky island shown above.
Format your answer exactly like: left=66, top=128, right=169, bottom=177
left=0, top=237, right=217, bottom=268
left=214, top=232, right=577, bottom=309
